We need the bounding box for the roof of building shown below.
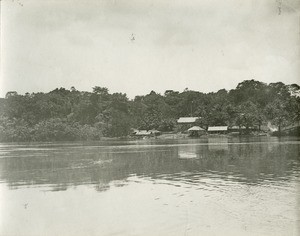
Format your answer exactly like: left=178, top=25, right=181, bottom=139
left=177, top=117, right=200, bottom=123
left=229, top=126, right=246, bottom=130
left=188, top=126, right=205, bottom=131
left=208, top=126, right=228, bottom=131
left=149, top=129, right=161, bottom=134
left=134, top=130, right=152, bottom=136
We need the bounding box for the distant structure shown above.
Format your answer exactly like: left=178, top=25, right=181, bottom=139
left=208, top=126, right=228, bottom=134
left=131, top=129, right=161, bottom=138
left=177, top=117, right=201, bottom=132
left=188, top=126, right=206, bottom=137
left=134, top=130, right=151, bottom=136
left=228, top=126, right=247, bottom=134
left=177, top=117, right=200, bottom=124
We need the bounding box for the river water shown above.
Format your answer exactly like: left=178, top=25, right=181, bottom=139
left=0, top=137, right=299, bottom=236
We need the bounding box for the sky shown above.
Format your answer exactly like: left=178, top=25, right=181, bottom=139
left=1, top=0, right=299, bottom=98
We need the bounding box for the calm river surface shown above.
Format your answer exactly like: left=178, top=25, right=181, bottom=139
left=0, top=137, right=299, bottom=236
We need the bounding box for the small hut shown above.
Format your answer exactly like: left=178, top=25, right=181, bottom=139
left=177, top=117, right=201, bottom=132
left=188, top=126, right=205, bottom=137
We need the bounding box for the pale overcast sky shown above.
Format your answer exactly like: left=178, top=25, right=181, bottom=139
left=1, top=0, right=299, bottom=98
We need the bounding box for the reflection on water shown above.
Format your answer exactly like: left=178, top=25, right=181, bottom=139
left=1, top=137, right=299, bottom=190
left=0, top=137, right=299, bottom=236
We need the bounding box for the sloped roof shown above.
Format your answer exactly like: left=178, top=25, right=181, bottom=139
left=177, top=117, right=200, bottom=123
left=208, top=126, right=228, bottom=131
left=188, top=126, right=205, bottom=131
left=135, top=130, right=151, bottom=136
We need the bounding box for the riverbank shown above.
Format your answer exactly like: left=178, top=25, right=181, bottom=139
left=1, top=130, right=298, bottom=143
left=132, top=131, right=271, bottom=140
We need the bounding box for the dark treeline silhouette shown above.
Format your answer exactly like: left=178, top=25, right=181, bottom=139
left=0, top=80, right=299, bottom=141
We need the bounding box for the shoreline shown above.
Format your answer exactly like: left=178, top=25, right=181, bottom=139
left=1, top=133, right=299, bottom=144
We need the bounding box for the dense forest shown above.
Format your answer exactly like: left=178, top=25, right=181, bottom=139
left=0, top=80, right=299, bottom=142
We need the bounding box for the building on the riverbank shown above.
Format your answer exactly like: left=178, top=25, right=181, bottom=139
left=148, top=129, right=161, bottom=136
left=228, top=125, right=269, bottom=134
left=228, top=125, right=252, bottom=134
left=228, top=126, right=246, bottom=132
left=208, top=126, right=228, bottom=134
left=188, top=126, right=206, bottom=137
left=177, top=117, right=200, bottom=124
left=131, top=129, right=161, bottom=138
left=177, top=117, right=201, bottom=132
left=133, top=130, right=151, bottom=136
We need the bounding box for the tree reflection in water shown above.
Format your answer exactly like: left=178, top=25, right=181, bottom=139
left=0, top=137, right=299, bottom=192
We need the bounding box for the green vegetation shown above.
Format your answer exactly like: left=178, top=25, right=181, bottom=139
left=0, top=80, right=299, bottom=142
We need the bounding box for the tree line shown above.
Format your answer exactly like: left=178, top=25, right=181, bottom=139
left=0, top=80, right=299, bottom=142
